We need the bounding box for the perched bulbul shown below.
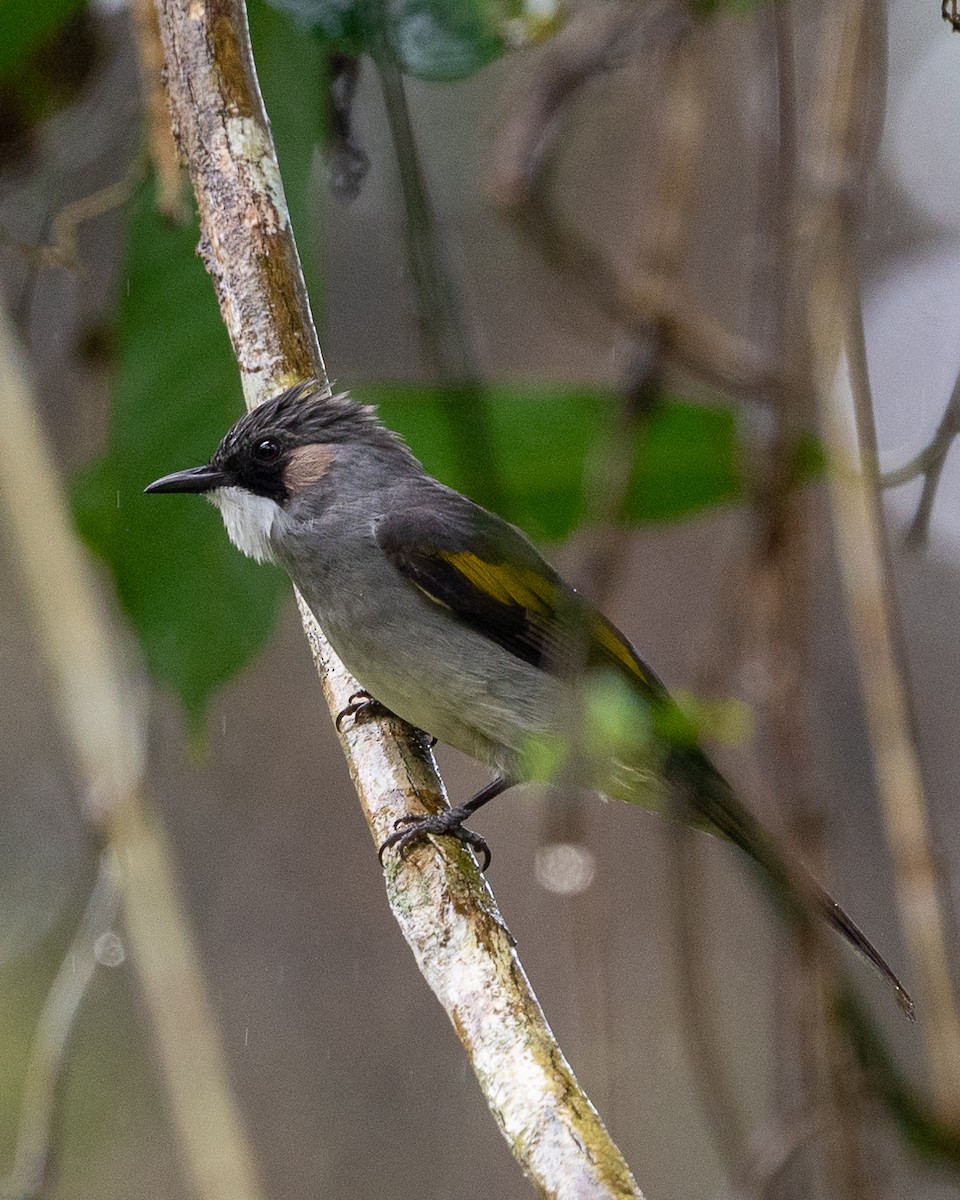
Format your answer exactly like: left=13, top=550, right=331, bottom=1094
left=146, top=379, right=913, bottom=1016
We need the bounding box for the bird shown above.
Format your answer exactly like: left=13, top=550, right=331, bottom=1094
left=145, top=378, right=913, bottom=1017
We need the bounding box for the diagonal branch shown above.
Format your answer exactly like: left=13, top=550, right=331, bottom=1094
left=152, top=0, right=644, bottom=1194
left=879, top=368, right=960, bottom=550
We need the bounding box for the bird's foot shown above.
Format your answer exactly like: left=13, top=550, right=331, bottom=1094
left=335, top=691, right=436, bottom=746
left=335, top=690, right=394, bottom=733
left=378, top=804, right=492, bottom=872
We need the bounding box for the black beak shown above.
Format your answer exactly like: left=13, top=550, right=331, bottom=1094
left=144, top=465, right=227, bottom=494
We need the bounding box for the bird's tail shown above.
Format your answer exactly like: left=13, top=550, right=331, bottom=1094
left=663, top=745, right=915, bottom=1020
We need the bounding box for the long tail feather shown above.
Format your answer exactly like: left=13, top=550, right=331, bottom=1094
left=664, top=746, right=915, bottom=1020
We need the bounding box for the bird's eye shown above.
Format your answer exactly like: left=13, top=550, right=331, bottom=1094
left=253, top=437, right=281, bottom=464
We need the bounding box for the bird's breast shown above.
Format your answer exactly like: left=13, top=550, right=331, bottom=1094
left=278, top=532, right=563, bottom=769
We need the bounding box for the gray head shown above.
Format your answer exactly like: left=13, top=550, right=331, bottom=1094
left=145, top=379, right=412, bottom=562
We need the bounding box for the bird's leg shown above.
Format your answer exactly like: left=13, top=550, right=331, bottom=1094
left=378, top=776, right=513, bottom=872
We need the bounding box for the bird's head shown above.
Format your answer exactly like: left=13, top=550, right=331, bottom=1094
left=144, top=379, right=406, bottom=562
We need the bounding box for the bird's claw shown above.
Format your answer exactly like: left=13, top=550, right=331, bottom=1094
left=336, top=692, right=435, bottom=747
left=335, top=690, right=393, bottom=733
left=378, top=809, right=492, bottom=872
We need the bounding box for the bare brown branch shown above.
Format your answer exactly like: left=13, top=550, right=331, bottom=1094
left=0, top=163, right=142, bottom=273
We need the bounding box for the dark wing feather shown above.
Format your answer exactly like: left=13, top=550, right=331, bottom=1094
left=375, top=504, right=665, bottom=698
left=379, top=532, right=562, bottom=670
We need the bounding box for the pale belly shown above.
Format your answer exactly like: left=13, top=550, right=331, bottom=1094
left=314, top=606, right=660, bottom=808
left=295, top=572, right=565, bottom=774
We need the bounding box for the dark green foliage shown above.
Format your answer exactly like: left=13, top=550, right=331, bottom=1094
left=692, top=0, right=761, bottom=14
left=0, top=3, right=99, bottom=168
left=259, top=0, right=535, bottom=80
left=0, top=0, right=86, bottom=78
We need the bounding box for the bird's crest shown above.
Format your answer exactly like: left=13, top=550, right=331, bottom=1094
left=215, top=379, right=406, bottom=460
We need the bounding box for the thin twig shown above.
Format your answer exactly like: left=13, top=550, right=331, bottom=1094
left=792, top=3, right=901, bottom=1194
left=0, top=854, right=119, bottom=1200
left=0, top=160, right=143, bottom=273
left=535, top=26, right=711, bottom=1138
left=826, top=262, right=960, bottom=1120
left=0, top=308, right=267, bottom=1200
left=878, top=370, right=960, bottom=549
left=667, top=814, right=753, bottom=1195
left=153, top=0, right=645, bottom=1192
left=635, top=32, right=758, bottom=1193
left=372, top=44, right=475, bottom=381
left=487, top=1, right=775, bottom=401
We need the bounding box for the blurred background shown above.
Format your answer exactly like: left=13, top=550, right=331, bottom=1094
left=3, top=0, right=960, bottom=1197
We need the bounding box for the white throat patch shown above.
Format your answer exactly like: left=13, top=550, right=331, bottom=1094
left=209, top=487, right=280, bottom=563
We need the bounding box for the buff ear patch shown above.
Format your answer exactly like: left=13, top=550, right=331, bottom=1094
left=284, top=444, right=335, bottom=491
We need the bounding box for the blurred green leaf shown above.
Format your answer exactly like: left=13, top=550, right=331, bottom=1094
left=669, top=689, right=753, bottom=747
left=0, top=0, right=85, bottom=79
left=627, top=398, right=741, bottom=524
left=260, top=0, right=559, bottom=80
left=517, top=671, right=655, bottom=788
left=357, top=382, right=748, bottom=541
left=379, top=0, right=503, bottom=78
left=72, top=184, right=287, bottom=727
